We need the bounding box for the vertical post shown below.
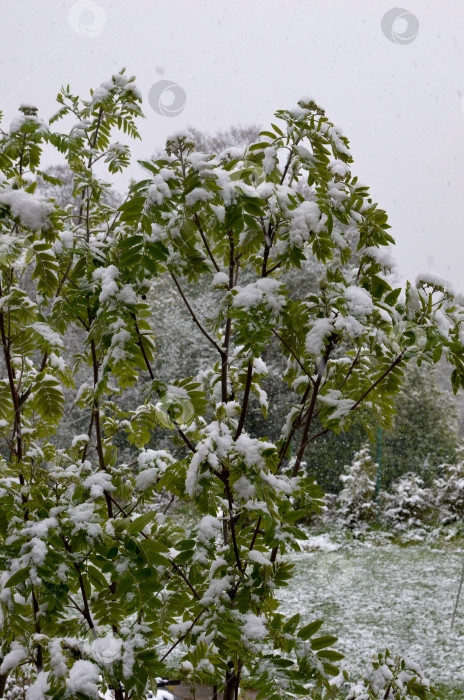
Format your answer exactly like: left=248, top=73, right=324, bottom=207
left=376, top=426, right=382, bottom=525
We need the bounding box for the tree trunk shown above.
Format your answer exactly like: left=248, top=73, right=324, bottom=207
left=223, top=664, right=236, bottom=700
left=0, top=674, right=7, bottom=698
left=222, top=661, right=241, bottom=700
left=114, top=683, right=124, bottom=700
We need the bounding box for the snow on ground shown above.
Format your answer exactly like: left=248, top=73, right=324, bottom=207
left=297, top=532, right=342, bottom=552
left=278, top=538, right=464, bottom=691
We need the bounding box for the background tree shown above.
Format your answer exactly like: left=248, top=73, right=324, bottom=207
left=337, top=446, right=377, bottom=528
left=382, top=362, right=458, bottom=485
left=381, top=473, right=435, bottom=531
left=304, top=361, right=459, bottom=493
left=433, top=447, right=464, bottom=524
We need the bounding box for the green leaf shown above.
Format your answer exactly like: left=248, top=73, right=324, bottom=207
left=310, top=635, right=338, bottom=651
left=127, top=512, right=157, bottom=534
left=139, top=539, right=170, bottom=567
left=31, top=371, right=64, bottom=422
left=283, top=613, right=300, bottom=634
left=29, top=241, right=59, bottom=296
left=297, top=619, right=324, bottom=640
left=87, top=564, right=108, bottom=589
left=384, top=288, right=402, bottom=306
left=5, top=567, right=30, bottom=587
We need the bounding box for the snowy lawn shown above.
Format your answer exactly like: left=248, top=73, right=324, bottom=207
left=278, top=532, right=464, bottom=698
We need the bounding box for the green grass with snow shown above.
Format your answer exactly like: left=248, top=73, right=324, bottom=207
left=278, top=532, right=464, bottom=698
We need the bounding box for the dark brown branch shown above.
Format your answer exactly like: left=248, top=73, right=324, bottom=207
left=275, top=384, right=312, bottom=474
left=171, top=272, right=225, bottom=357
left=290, top=342, right=335, bottom=480
left=234, top=360, right=253, bottom=440
left=90, top=338, right=113, bottom=519
left=249, top=516, right=262, bottom=552
left=170, top=560, right=201, bottom=601
left=61, top=534, right=95, bottom=631
left=280, top=146, right=296, bottom=185
left=31, top=588, right=43, bottom=670
left=223, top=475, right=244, bottom=575
left=294, top=352, right=407, bottom=458
left=337, top=347, right=362, bottom=391
left=221, top=231, right=235, bottom=402
left=159, top=610, right=205, bottom=662
left=133, top=316, right=154, bottom=380
left=263, top=259, right=284, bottom=277
left=271, top=329, right=314, bottom=383
left=132, top=319, right=197, bottom=455
left=349, top=351, right=405, bottom=412
left=193, top=213, right=220, bottom=272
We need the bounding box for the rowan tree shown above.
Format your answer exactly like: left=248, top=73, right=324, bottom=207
left=0, top=71, right=460, bottom=700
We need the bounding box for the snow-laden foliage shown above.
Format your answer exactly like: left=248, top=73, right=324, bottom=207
left=337, top=447, right=377, bottom=528
left=433, top=448, right=464, bottom=525
left=382, top=473, right=435, bottom=532
left=345, top=650, right=431, bottom=699
left=0, top=72, right=461, bottom=699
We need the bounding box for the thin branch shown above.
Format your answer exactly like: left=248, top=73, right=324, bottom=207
left=249, top=516, right=262, bottom=552
left=170, top=272, right=224, bottom=357
left=133, top=316, right=154, bottom=380
left=290, top=343, right=335, bottom=480
left=263, top=259, right=284, bottom=277
left=337, top=347, right=362, bottom=391
left=280, top=146, right=295, bottom=185
left=132, top=319, right=197, bottom=455
left=170, top=560, right=201, bottom=601
left=275, top=384, right=312, bottom=474
left=298, top=352, right=408, bottom=454
left=90, top=338, right=113, bottom=519
left=193, top=213, right=220, bottom=272
left=272, top=329, right=314, bottom=383
left=224, top=476, right=244, bottom=575
left=160, top=610, right=205, bottom=663
left=350, top=351, right=405, bottom=413
left=234, top=360, right=253, bottom=440
left=221, top=231, right=235, bottom=402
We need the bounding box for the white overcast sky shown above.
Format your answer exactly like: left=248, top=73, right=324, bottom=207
left=1, top=0, right=463, bottom=290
